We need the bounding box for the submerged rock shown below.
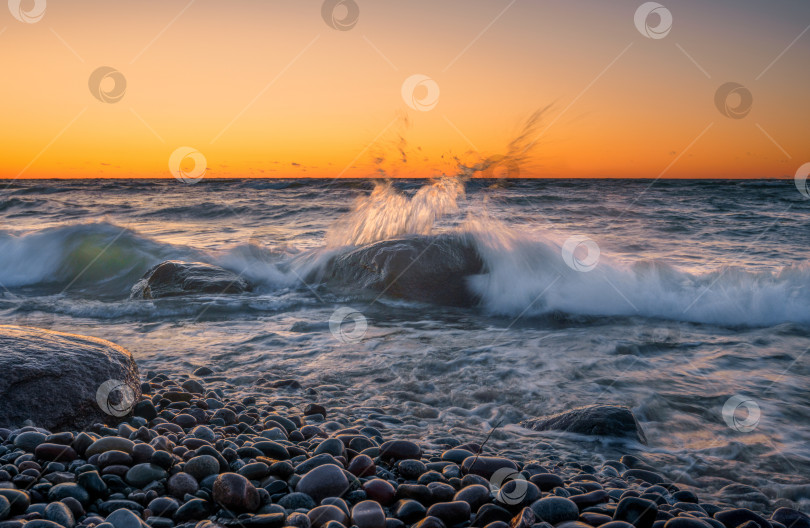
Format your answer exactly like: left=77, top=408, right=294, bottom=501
left=520, top=405, right=648, bottom=444
left=320, top=234, right=484, bottom=307
left=130, top=260, right=252, bottom=299
left=0, top=325, right=140, bottom=430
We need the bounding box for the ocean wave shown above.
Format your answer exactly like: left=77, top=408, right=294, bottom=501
left=0, top=222, right=190, bottom=294
left=464, top=219, right=810, bottom=326
left=2, top=200, right=808, bottom=328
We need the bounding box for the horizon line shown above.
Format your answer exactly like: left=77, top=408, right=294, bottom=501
left=0, top=176, right=796, bottom=181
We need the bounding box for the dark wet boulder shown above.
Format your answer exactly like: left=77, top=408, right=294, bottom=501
left=130, top=260, right=251, bottom=299
left=521, top=405, right=647, bottom=444
left=0, top=325, right=140, bottom=431
left=320, top=235, right=484, bottom=307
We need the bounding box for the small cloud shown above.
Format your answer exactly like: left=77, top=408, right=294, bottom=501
left=291, top=162, right=300, bottom=167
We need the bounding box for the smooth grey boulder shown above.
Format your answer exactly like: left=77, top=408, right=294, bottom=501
left=521, top=404, right=647, bottom=444
left=0, top=325, right=140, bottom=431
left=319, top=235, right=484, bottom=307
left=130, top=260, right=251, bottom=299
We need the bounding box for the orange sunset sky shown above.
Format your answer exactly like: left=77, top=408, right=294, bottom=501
left=1, top=0, right=808, bottom=179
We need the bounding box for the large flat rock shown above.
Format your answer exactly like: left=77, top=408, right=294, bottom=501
left=321, top=235, right=484, bottom=307
left=0, top=325, right=140, bottom=431
left=521, top=404, right=648, bottom=444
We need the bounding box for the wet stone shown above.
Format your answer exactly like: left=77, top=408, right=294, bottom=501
left=394, top=500, right=427, bottom=524
left=714, top=509, right=771, bottom=528
left=530, top=497, right=580, bottom=525
left=295, top=464, right=349, bottom=504
left=613, top=498, right=658, bottom=528
left=278, top=492, right=316, bottom=511
left=379, top=440, right=421, bottom=462
left=183, top=455, right=220, bottom=481
left=147, top=497, right=179, bottom=518
left=348, top=454, right=375, bottom=478
left=125, top=464, right=167, bottom=489
left=398, top=460, right=427, bottom=480
left=461, top=457, right=518, bottom=479
left=412, top=516, right=446, bottom=528
left=213, top=473, right=260, bottom=512
left=106, top=508, right=148, bottom=528
left=173, top=499, right=209, bottom=523
left=167, top=472, right=198, bottom=499
left=47, top=484, right=89, bottom=507
left=426, top=501, right=471, bottom=526
left=307, top=505, right=348, bottom=528
left=454, top=484, right=490, bottom=511
left=352, top=500, right=386, bottom=528
left=44, top=502, right=75, bottom=528
left=363, top=479, right=397, bottom=506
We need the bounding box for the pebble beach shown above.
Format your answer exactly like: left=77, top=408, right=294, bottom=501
left=1, top=369, right=807, bottom=528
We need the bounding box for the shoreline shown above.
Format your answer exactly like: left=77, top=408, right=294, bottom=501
left=1, top=370, right=807, bottom=528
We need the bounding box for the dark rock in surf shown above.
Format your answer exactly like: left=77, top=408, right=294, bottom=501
left=520, top=405, right=648, bottom=444
left=0, top=325, right=140, bottom=431
left=321, top=235, right=484, bottom=307
left=130, top=260, right=251, bottom=299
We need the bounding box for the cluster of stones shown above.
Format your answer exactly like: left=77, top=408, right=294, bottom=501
left=0, top=371, right=807, bottom=528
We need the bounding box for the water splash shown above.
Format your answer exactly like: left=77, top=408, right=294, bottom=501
left=325, top=178, right=465, bottom=247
